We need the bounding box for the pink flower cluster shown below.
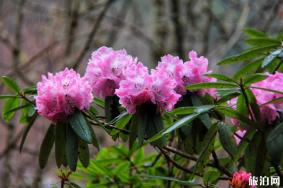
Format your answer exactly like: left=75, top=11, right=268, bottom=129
left=115, top=63, right=181, bottom=114
left=84, top=47, right=138, bottom=98
left=231, top=170, right=254, bottom=188
left=35, top=68, right=93, bottom=122
left=115, top=51, right=216, bottom=114
left=154, top=51, right=216, bottom=96
left=229, top=72, right=283, bottom=126
left=35, top=46, right=216, bottom=118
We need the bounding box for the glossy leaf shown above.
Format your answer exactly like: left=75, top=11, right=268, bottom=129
left=234, top=59, right=262, bottom=80
left=244, top=28, right=267, bottom=38
left=19, top=114, right=37, bottom=152
left=218, top=123, right=237, bottom=157
left=78, top=140, right=90, bottom=168
left=193, top=124, right=218, bottom=174
left=262, top=48, right=283, bottom=68
left=66, top=125, right=79, bottom=171
left=216, top=107, right=255, bottom=128
left=266, top=122, right=283, bottom=164
left=218, top=44, right=278, bottom=65
left=169, top=105, right=214, bottom=116
left=243, top=73, right=267, bottom=86
left=246, top=38, right=280, bottom=47
left=205, top=73, right=236, bottom=83
left=1, top=76, right=20, bottom=93
left=69, top=111, right=94, bottom=144
left=39, top=124, right=55, bottom=169
left=187, top=82, right=237, bottom=90
left=0, top=95, right=19, bottom=100
left=2, top=98, right=20, bottom=121
left=55, top=122, right=67, bottom=167
left=93, top=97, right=105, bottom=108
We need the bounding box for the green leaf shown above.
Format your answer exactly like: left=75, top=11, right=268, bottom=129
left=146, top=113, right=165, bottom=147
left=266, top=122, right=283, bottom=164
left=39, top=124, right=55, bottom=169
left=0, top=95, right=19, bottom=99
left=136, top=113, right=146, bottom=145
left=19, top=114, right=37, bottom=152
left=23, top=86, right=37, bottom=95
left=187, top=82, right=237, bottom=90
left=164, top=114, right=199, bottom=135
left=105, top=96, right=120, bottom=122
left=1, top=76, right=20, bottom=93
left=4, top=103, right=30, bottom=115
left=168, top=105, right=214, bottom=116
left=55, top=122, right=67, bottom=167
left=245, top=88, right=261, bottom=122
left=246, top=38, right=281, bottom=47
left=243, top=73, right=267, bottom=86
left=204, top=170, right=221, bottom=184
left=237, top=94, right=248, bottom=115
left=205, top=73, right=236, bottom=83
left=218, top=123, right=238, bottom=158
left=216, top=107, right=255, bottom=128
left=245, top=133, right=268, bottom=175
left=129, top=116, right=138, bottom=148
left=234, top=59, right=262, bottom=80
left=216, top=92, right=240, bottom=104
left=193, top=123, right=218, bottom=174
left=108, top=111, right=129, bottom=124
left=218, top=44, right=278, bottom=65
left=262, top=48, right=283, bottom=68
left=66, top=125, right=79, bottom=171
left=109, top=112, right=132, bottom=136
left=191, top=94, right=212, bottom=129
left=2, top=98, right=20, bottom=121
left=78, top=140, right=90, bottom=168
left=69, top=111, right=94, bottom=144
left=93, top=97, right=105, bottom=108
left=244, top=28, right=267, bottom=38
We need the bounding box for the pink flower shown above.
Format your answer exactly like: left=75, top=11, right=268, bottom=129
left=251, top=72, right=283, bottom=123
left=35, top=68, right=93, bottom=122
left=115, top=63, right=181, bottom=114
left=155, top=54, right=185, bottom=94
left=151, top=70, right=181, bottom=112
left=115, top=63, right=153, bottom=114
left=183, top=51, right=216, bottom=97
left=84, top=46, right=138, bottom=98
left=229, top=72, right=283, bottom=125
left=231, top=170, right=255, bottom=188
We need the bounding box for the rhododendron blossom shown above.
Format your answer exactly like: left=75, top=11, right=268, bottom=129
left=155, top=51, right=216, bottom=97
left=231, top=170, right=254, bottom=188
left=155, top=54, right=185, bottom=94
left=35, top=68, right=93, bottom=122
left=84, top=46, right=138, bottom=98
left=183, top=51, right=216, bottom=96
left=229, top=72, right=283, bottom=125
left=115, top=63, right=181, bottom=114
